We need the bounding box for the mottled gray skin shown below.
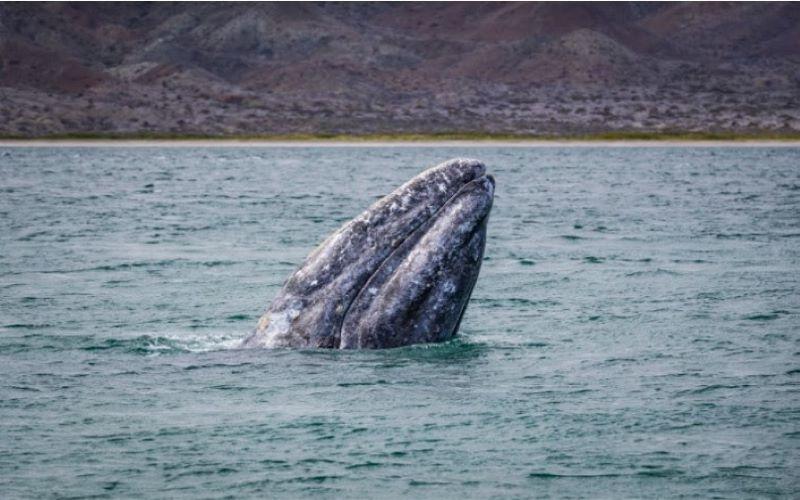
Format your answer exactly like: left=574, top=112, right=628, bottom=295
left=240, top=158, right=494, bottom=349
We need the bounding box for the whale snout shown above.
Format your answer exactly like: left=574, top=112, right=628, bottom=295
left=338, top=165, right=493, bottom=349
left=243, top=158, right=494, bottom=349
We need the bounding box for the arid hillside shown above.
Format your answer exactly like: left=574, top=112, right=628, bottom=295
left=1, top=1, right=798, bottom=136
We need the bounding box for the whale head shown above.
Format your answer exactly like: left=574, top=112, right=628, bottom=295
left=241, top=158, right=494, bottom=349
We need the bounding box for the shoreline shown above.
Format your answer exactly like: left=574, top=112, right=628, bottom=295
left=2, top=139, right=800, bottom=148
left=3, top=131, right=800, bottom=148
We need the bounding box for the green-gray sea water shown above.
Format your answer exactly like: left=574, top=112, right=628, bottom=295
left=1, top=146, right=799, bottom=498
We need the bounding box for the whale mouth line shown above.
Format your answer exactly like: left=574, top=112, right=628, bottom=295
left=333, top=173, right=494, bottom=348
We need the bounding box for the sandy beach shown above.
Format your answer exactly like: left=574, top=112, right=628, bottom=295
left=3, top=140, right=800, bottom=148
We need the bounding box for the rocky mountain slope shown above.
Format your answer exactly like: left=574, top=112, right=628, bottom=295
left=1, top=2, right=798, bottom=136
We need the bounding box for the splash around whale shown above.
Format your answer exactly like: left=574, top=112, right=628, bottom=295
left=241, top=158, right=494, bottom=349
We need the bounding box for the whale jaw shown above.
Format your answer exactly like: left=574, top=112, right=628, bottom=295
left=241, top=159, right=494, bottom=349
left=339, top=174, right=493, bottom=349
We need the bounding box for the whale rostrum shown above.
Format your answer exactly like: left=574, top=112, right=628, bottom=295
left=241, top=158, right=494, bottom=349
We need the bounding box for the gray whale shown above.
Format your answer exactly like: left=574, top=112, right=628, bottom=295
left=241, top=158, right=494, bottom=349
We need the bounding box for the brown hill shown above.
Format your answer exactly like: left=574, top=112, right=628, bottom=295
left=1, top=1, right=798, bottom=136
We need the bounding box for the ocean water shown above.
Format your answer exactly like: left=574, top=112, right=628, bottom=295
left=1, top=145, right=798, bottom=498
